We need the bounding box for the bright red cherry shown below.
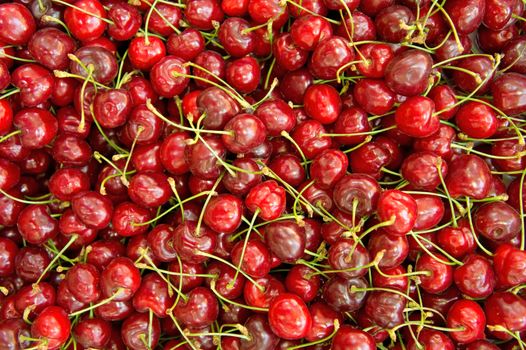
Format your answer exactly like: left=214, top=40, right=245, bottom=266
left=268, top=293, right=312, bottom=340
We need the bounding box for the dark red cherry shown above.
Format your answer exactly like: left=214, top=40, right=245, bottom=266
left=368, top=229, right=409, bottom=268
left=107, top=2, right=142, bottom=41
left=173, top=286, right=219, bottom=328
left=375, top=5, right=414, bottom=43
left=64, top=0, right=107, bottom=41
left=332, top=107, right=371, bottom=146
left=17, top=204, right=58, bottom=245
left=265, top=220, right=306, bottom=263
left=474, top=201, right=520, bottom=243
left=492, top=72, right=526, bottom=115
left=150, top=56, right=189, bottom=98
left=445, top=154, right=491, bottom=199
left=309, top=36, right=354, bottom=80
left=304, top=84, right=341, bottom=125
left=452, top=56, right=494, bottom=94
left=73, top=317, right=111, bottom=349
left=485, top=292, right=526, bottom=340
left=493, top=244, right=526, bottom=288
left=222, top=158, right=262, bottom=196
left=385, top=49, right=432, bottom=96
left=290, top=15, right=332, bottom=51
left=279, top=68, right=313, bottom=104
left=285, top=265, right=320, bottom=303
left=0, top=319, right=31, bottom=349
left=222, top=113, right=267, bottom=154
left=502, top=38, right=526, bottom=74
left=364, top=291, right=406, bottom=329
left=121, top=312, right=161, bottom=350
left=127, top=172, right=171, bottom=208
left=322, top=276, right=368, bottom=312
left=28, top=28, right=76, bottom=71
left=231, top=239, right=271, bottom=279
left=240, top=314, right=279, bottom=350
left=273, top=33, right=308, bottom=71
left=416, top=253, right=454, bottom=294
left=491, top=139, right=526, bottom=172
left=331, top=325, right=376, bottom=350
left=255, top=99, right=296, bottom=137
left=413, top=194, right=445, bottom=231
left=291, top=120, right=332, bottom=159
left=93, top=89, right=133, bottom=129
left=353, top=79, right=395, bottom=115
left=0, top=3, right=36, bottom=45
left=184, top=0, right=224, bottom=30
left=11, top=65, right=54, bottom=108
left=167, top=28, right=205, bottom=62
left=218, top=17, right=254, bottom=57
left=0, top=159, right=20, bottom=191
left=132, top=273, right=174, bottom=318
left=406, top=329, right=454, bottom=350
left=401, top=152, right=447, bottom=191
left=100, top=257, right=141, bottom=301
left=15, top=246, right=50, bottom=283
left=226, top=56, right=260, bottom=94
left=477, top=25, right=519, bottom=53
left=269, top=293, right=312, bottom=340
left=447, top=299, right=486, bottom=343
left=185, top=135, right=226, bottom=180
left=268, top=153, right=306, bottom=187
left=31, top=306, right=70, bottom=350
left=310, top=149, right=348, bottom=189
left=445, top=0, right=485, bottom=34
left=244, top=274, right=285, bottom=310
left=0, top=237, right=17, bottom=277
left=328, top=237, right=370, bottom=279
left=454, top=254, right=495, bottom=298
left=147, top=3, right=181, bottom=36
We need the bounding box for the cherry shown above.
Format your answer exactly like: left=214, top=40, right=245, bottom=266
left=349, top=142, right=391, bottom=179
left=291, top=120, right=332, bottom=159
left=406, top=329, right=454, bottom=350
left=219, top=18, right=255, bottom=58
left=353, top=78, right=396, bottom=115
left=240, top=314, right=280, bottom=350
left=222, top=113, right=267, bottom=154
left=331, top=325, right=376, bottom=350
left=222, top=158, right=262, bottom=196
left=452, top=56, right=494, bottom=94
left=304, top=84, right=342, bottom=125
left=128, top=36, right=166, bottom=71
left=447, top=299, right=486, bottom=343
left=150, top=56, right=190, bottom=98
left=72, top=316, right=111, bottom=349
left=64, top=0, right=107, bottom=42
left=185, top=135, right=227, bottom=180
left=417, top=253, right=454, bottom=294
left=86, top=239, right=125, bottom=270
left=121, top=312, right=161, bottom=350
left=197, top=87, right=241, bottom=130
left=264, top=220, right=306, bottom=263
left=328, top=237, right=370, bottom=279
left=322, top=276, right=368, bottom=312
left=94, top=299, right=133, bottom=322
left=290, top=15, right=332, bottom=51
left=368, top=230, right=409, bottom=268
left=445, top=154, right=492, bottom=199
left=127, top=172, right=171, bottom=208
left=31, top=306, right=71, bottom=349
left=377, top=189, right=417, bottom=236
left=167, top=29, right=205, bottom=61
left=231, top=239, right=271, bottom=278
left=491, top=139, right=526, bottom=172
left=284, top=265, right=320, bottom=303
left=375, top=5, right=414, bottom=43
left=184, top=0, right=224, bottom=30
left=244, top=274, right=285, bottom=309
left=395, top=96, right=439, bottom=138
left=167, top=260, right=205, bottom=293
left=485, top=292, right=526, bottom=340
left=226, top=56, right=261, bottom=94
left=0, top=3, right=36, bottom=45
left=493, top=244, right=526, bottom=288
left=364, top=290, right=407, bottom=329
left=16, top=204, right=58, bottom=245
left=273, top=33, right=308, bottom=71
left=385, top=49, right=433, bottom=97
left=454, top=254, right=495, bottom=298
left=107, top=2, right=142, bottom=41
left=478, top=25, right=519, bottom=53
left=148, top=3, right=182, bottom=37
left=337, top=10, right=377, bottom=42
left=28, top=28, right=76, bottom=71
left=309, top=36, right=354, bottom=80
left=173, top=220, right=217, bottom=264
left=268, top=293, right=312, bottom=340
left=0, top=319, right=31, bottom=349
left=245, top=180, right=286, bottom=221
left=173, top=286, right=219, bottom=328
left=332, top=107, right=371, bottom=146
left=455, top=101, right=498, bottom=139
left=203, top=194, right=243, bottom=234
left=445, top=0, right=485, bottom=34
left=502, top=38, right=526, bottom=74
left=474, top=201, right=520, bottom=243
left=14, top=282, right=56, bottom=319
left=465, top=340, right=500, bottom=350
left=100, top=257, right=141, bottom=301
left=492, top=72, right=526, bottom=115
left=269, top=154, right=306, bottom=186
left=14, top=107, right=58, bottom=150
left=132, top=273, right=174, bottom=318
left=255, top=99, right=296, bottom=137
left=332, top=174, right=380, bottom=218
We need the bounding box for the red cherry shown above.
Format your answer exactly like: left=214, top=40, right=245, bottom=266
left=203, top=194, right=243, bottom=234
left=395, top=96, right=439, bottom=138
left=100, top=257, right=141, bottom=301
left=245, top=180, right=286, bottom=221
left=268, top=293, right=312, bottom=340
left=304, top=84, right=342, bottom=125
left=331, top=325, right=376, bottom=350
left=445, top=0, right=486, bottom=34
left=385, top=50, right=433, bottom=96
left=456, top=102, right=498, bottom=139
left=377, top=189, right=417, bottom=236
left=493, top=244, right=526, bottom=288
left=353, top=79, right=396, bottom=115
left=0, top=3, right=36, bottom=45
left=447, top=299, right=486, bottom=343
left=444, top=154, right=492, bottom=199
left=64, top=0, right=107, bottom=42
left=31, top=306, right=71, bottom=350
left=416, top=253, right=454, bottom=294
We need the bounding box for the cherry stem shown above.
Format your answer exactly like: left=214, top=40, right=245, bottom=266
left=466, top=197, right=495, bottom=257
left=229, top=209, right=259, bottom=289
left=323, top=126, right=397, bottom=138
left=342, top=135, right=373, bottom=154
left=51, top=0, right=114, bottom=25
left=431, top=0, right=462, bottom=51
left=120, top=126, right=144, bottom=186
left=410, top=231, right=463, bottom=265
left=290, top=320, right=340, bottom=350
left=0, top=129, right=22, bottom=143
left=279, top=130, right=308, bottom=170
left=209, top=280, right=268, bottom=312
left=35, top=235, right=78, bottom=285
left=139, top=248, right=187, bottom=301
left=165, top=312, right=199, bottom=350
left=0, top=88, right=20, bottom=100
left=69, top=288, right=125, bottom=317
left=432, top=53, right=494, bottom=69
left=197, top=251, right=265, bottom=292
left=195, top=173, right=223, bottom=236
left=42, top=15, right=71, bottom=35
left=0, top=188, right=60, bottom=205
left=436, top=158, right=458, bottom=227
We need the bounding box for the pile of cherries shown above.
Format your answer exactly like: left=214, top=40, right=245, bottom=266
left=1, top=0, right=526, bottom=348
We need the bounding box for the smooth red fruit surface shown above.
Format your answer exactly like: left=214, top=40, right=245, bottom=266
left=268, top=293, right=312, bottom=340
